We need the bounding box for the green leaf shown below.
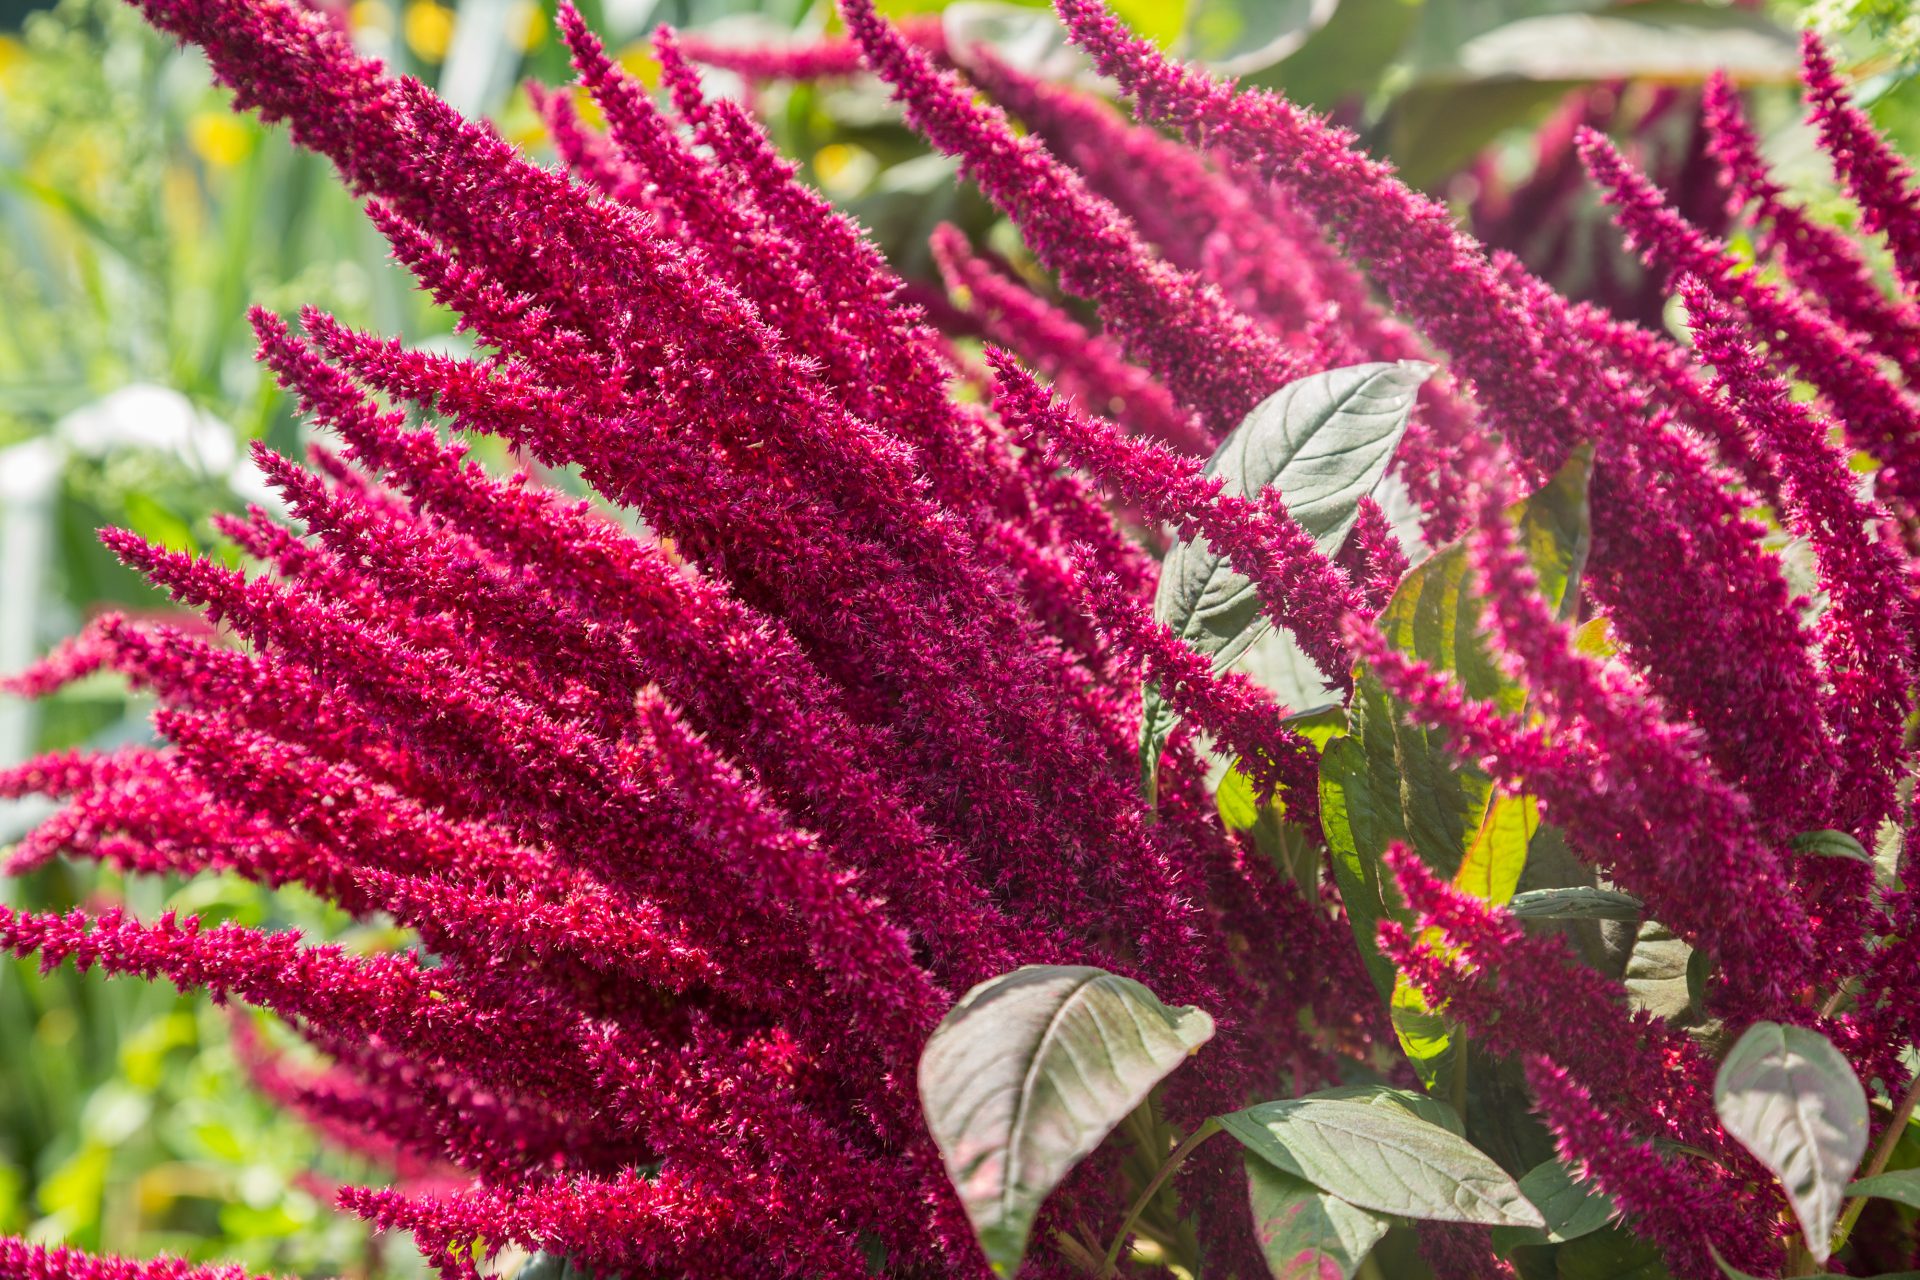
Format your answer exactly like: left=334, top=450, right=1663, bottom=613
left=1218, top=1095, right=1543, bottom=1227
left=1320, top=447, right=1592, bottom=1008
left=1707, top=1247, right=1762, bottom=1280
left=1505, top=887, right=1643, bottom=921
left=1418, top=0, right=1798, bottom=83
left=918, top=966, right=1215, bottom=1276
left=1790, top=829, right=1874, bottom=865
left=1138, top=682, right=1179, bottom=804
left=1246, top=0, right=1423, bottom=109
left=1846, top=1169, right=1920, bottom=1208
left=1561, top=1228, right=1674, bottom=1280
left=1489, top=1158, right=1616, bottom=1249
left=1245, top=1154, right=1391, bottom=1280
left=1694, top=1247, right=1912, bottom=1280
left=1144, top=361, right=1432, bottom=784
left=1714, top=1021, right=1870, bottom=1264
left=1183, top=0, right=1338, bottom=74
left=1155, top=359, right=1433, bottom=672
left=1307, top=1082, right=1465, bottom=1136
left=1451, top=786, right=1538, bottom=906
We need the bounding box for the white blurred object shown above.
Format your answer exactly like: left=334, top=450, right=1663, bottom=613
left=57, top=382, right=237, bottom=476
left=0, top=386, right=252, bottom=854
left=0, top=440, right=63, bottom=857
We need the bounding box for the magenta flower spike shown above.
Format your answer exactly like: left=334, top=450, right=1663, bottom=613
left=1578, top=127, right=1920, bottom=517
left=1702, top=72, right=1920, bottom=384
left=1680, top=277, right=1914, bottom=840
left=1803, top=32, right=1920, bottom=299
left=930, top=223, right=1211, bottom=453
left=1526, top=1063, right=1776, bottom=1279
left=674, top=15, right=947, bottom=82
left=837, top=0, right=1305, bottom=436
left=0, top=1241, right=271, bottom=1280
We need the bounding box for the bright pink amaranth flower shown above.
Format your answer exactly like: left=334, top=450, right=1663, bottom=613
left=1803, top=32, right=1920, bottom=298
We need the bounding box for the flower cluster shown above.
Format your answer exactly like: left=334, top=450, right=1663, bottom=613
left=3, top=0, right=1920, bottom=1277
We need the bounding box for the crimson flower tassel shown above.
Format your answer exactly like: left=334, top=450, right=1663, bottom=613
left=1702, top=72, right=1920, bottom=384
left=1803, top=32, right=1920, bottom=299
left=1577, top=127, right=1920, bottom=519
left=837, top=0, right=1304, bottom=436
left=930, top=223, right=1210, bottom=453
left=0, top=1241, right=270, bottom=1280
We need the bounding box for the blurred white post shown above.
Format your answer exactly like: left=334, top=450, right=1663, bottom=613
left=439, top=0, right=520, bottom=120
left=0, top=440, right=62, bottom=883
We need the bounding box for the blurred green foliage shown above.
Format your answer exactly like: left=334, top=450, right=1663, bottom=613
left=0, top=0, right=1901, bottom=1270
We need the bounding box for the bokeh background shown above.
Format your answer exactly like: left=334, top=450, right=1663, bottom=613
left=0, top=0, right=1911, bottom=1271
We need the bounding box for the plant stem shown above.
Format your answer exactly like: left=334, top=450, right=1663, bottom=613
left=1055, top=1229, right=1104, bottom=1276
left=1101, top=1119, right=1223, bottom=1277
left=1355, top=1255, right=1388, bottom=1280
left=1817, top=977, right=1860, bottom=1019
left=1831, top=1068, right=1920, bottom=1255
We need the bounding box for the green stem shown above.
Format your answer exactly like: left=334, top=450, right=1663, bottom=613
left=1831, top=1069, right=1920, bottom=1255
left=1355, top=1256, right=1388, bottom=1280
left=1101, top=1119, right=1223, bottom=1277
left=1055, top=1230, right=1104, bottom=1276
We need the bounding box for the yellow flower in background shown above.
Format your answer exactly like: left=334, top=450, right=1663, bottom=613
left=349, top=0, right=393, bottom=36
left=616, top=41, right=660, bottom=89
left=187, top=111, right=253, bottom=170
left=814, top=143, right=878, bottom=199
left=404, top=0, right=455, bottom=62
left=0, top=35, right=25, bottom=89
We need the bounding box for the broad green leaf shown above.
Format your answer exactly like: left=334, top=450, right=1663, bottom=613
left=918, top=966, right=1215, bottom=1276
left=1246, top=0, right=1423, bottom=108
left=1143, top=361, right=1433, bottom=786
left=1401, top=0, right=1607, bottom=70
left=1321, top=447, right=1593, bottom=1010
left=1138, top=683, right=1180, bottom=804
left=1560, top=1228, right=1674, bottom=1279
left=1219, top=1096, right=1543, bottom=1227
left=1847, top=1169, right=1920, bottom=1207
left=1387, top=970, right=1453, bottom=1087
left=1695, top=1248, right=1920, bottom=1280
left=1714, top=1022, right=1870, bottom=1263
left=1790, top=829, right=1874, bottom=865
left=1216, top=708, right=1347, bottom=830
left=1183, top=0, right=1339, bottom=74
left=1217, top=761, right=1263, bottom=832
left=1384, top=79, right=1578, bottom=192
left=1430, top=0, right=1797, bottom=83
left=1215, top=705, right=1346, bottom=887
left=1686, top=948, right=1712, bottom=1016
left=1572, top=615, right=1618, bottom=659
left=1320, top=733, right=1404, bottom=1000
left=1708, top=1247, right=1762, bottom=1280
left=1506, top=886, right=1643, bottom=921
left=1488, top=1158, right=1616, bottom=1249
left=1452, top=788, right=1538, bottom=905
left=1306, top=1083, right=1465, bottom=1136
left=1246, top=1154, right=1391, bottom=1280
